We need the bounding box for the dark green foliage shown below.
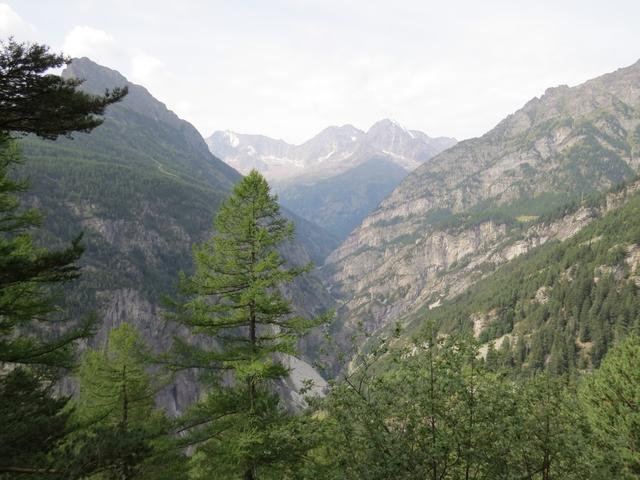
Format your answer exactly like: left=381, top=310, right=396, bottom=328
left=559, top=129, right=634, bottom=193
left=0, top=368, right=71, bottom=478
left=296, top=331, right=591, bottom=480
left=57, top=426, right=153, bottom=480
left=404, top=190, right=640, bottom=374
left=322, top=334, right=512, bottom=479
left=581, top=335, right=640, bottom=478
left=0, top=40, right=128, bottom=371
left=0, top=135, right=93, bottom=369
left=0, top=39, right=127, bottom=139
left=0, top=38, right=125, bottom=475
left=508, top=374, right=589, bottom=480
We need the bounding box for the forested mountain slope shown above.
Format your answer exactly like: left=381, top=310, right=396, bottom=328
left=325, top=59, right=640, bottom=362
left=394, top=179, right=640, bottom=374
left=17, top=58, right=334, bottom=411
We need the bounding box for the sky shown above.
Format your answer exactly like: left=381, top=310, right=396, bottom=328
left=2, top=1, right=640, bottom=144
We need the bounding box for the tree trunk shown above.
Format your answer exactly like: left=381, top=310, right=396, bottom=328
left=122, top=364, right=131, bottom=480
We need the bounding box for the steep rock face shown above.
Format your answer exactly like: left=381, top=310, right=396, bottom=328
left=20, top=59, right=334, bottom=412
left=398, top=181, right=640, bottom=373
left=325, top=59, right=640, bottom=350
left=387, top=181, right=639, bottom=338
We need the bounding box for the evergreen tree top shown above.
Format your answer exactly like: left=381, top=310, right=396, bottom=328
left=0, top=38, right=127, bottom=140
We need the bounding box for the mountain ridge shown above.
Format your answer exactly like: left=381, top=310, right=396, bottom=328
left=323, top=57, right=640, bottom=360
left=206, top=119, right=456, bottom=182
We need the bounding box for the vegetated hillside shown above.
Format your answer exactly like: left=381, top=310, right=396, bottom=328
left=64, top=58, right=239, bottom=191
left=393, top=179, right=640, bottom=374
left=18, top=58, right=334, bottom=412
left=325, top=59, right=640, bottom=358
left=209, top=119, right=456, bottom=239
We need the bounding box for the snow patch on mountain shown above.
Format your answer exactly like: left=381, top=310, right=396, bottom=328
left=206, top=120, right=456, bottom=182
left=225, top=130, right=240, bottom=147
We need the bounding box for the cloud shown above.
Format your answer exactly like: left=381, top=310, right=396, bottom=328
left=8, top=0, right=640, bottom=143
left=62, top=25, right=119, bottom=64
left=131, top=53, right=164, bottom=84
left=0, top=3, right=37, bottom=40
left=57, top=24, right=180, bottom=117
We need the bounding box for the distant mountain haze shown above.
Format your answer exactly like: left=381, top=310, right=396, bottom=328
left=207, top=120, right=456, bottom=239
left=207, top=119, right=455, bottom=182
left=13, top=52, right=640, bottom=399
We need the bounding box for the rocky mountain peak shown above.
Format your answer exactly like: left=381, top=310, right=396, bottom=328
left=364, top=118, right=419, bottom=151
left=310, top=124, right=364, bottom=142
left=207, top=119, right=456, bottom=182
left=62, top=58, right=240, bottom=190
left=65, top=57, right=128, bottom=90
left=65, top=57, right=194, bottom=139
left=492, top=58, right=640, bottom=140
left=297, top=124, right=365, bottom=167
left=367, top=118, right=414, bottom=135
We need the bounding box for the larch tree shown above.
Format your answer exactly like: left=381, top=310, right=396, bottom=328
left=68, top=323, right=185, bottom=480
left=168, top=169, right=327, bottom=480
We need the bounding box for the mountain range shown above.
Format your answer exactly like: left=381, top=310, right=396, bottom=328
left=18, top=54, right=640, bottom=401
left=207, top=120, right=456, bottom=238
left=207, top=120, right=455, bottom=182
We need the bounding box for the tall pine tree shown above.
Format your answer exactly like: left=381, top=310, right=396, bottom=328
left=169, top=170, right=327, bottom=479
left=0, top=37, right=127, bottom=369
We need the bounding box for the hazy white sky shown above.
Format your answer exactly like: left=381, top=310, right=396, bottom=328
left=2, top=0, right=640, bottom=143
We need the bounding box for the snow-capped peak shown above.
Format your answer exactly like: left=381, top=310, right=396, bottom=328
left=225, top=130, right=240, bottom=148
left=389, top=119, right=414, bottom=138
